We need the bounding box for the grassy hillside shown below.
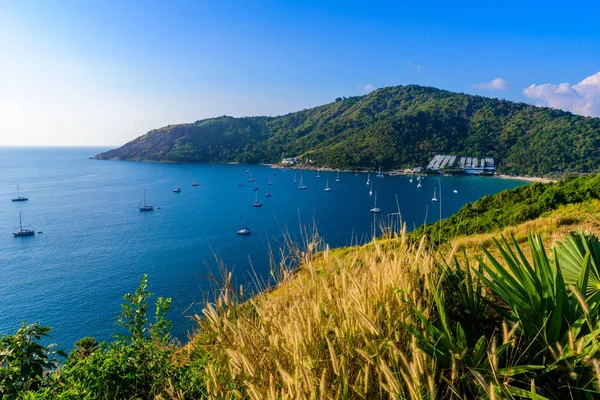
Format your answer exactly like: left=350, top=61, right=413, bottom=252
left=95, top=85, right=600, bottom=176
left=5, top=177, right=600, bottom=398
left=411, top=173, right=600, bottom=244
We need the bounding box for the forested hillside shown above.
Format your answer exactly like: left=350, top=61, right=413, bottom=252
left=95, top=85, right=600, bottom=176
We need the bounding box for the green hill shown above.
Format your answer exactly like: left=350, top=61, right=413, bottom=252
left=95, top=84, right=600, bottom=175
left=412, top=173, right=600, bottom=244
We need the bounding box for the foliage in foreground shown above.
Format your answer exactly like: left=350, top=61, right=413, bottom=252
left=5, top=230, right=600, bottom=398
left=0, top=275, right=207, bottom=399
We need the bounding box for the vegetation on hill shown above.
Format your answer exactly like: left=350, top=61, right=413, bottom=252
left=95, top=85, right=600, bottom=176
left=4, top=176, right=600, bottom=398
left=412, top=173, right=600, bottom=244
left=7, top=227, right=600, bottom=399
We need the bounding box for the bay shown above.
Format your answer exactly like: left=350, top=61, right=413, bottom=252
left=0, top=147, right=525, bottom=349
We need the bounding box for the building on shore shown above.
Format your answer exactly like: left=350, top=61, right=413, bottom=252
left=281, top=157, right=300, bottom=165
left=427, top=154, right=495, bottom=175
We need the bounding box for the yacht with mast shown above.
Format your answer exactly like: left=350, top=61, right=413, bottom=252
left=298, top=175, right=307, bottom=190
left=432, top=188, right=438, bottom=202
left=324, top=178, right=332, bottom=192
left=369, top=192, right=382, bottom=213
left=139, top=191, right=154, bottom=211
left=376, top=167, right=384, bottom=178
left=11, top=184, right=28, bottom=202
left=237, top=219, right=251, bottom=235
left=252, top=191, right=263, bottom=207
left=335, top=170, right=340, bottom=182
left=13, top=212, right=35, bottom=236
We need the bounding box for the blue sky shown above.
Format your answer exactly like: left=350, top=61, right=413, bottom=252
left=1, top=0, right=599, bottom=146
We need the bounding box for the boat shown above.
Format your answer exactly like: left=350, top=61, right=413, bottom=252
left=316, top=169, right=320, bottom=178
left=247, top=171, right=255, bottom=182
left=293, top=173, right=298, bottom=184
left=173, top=187, right=181, bottom=193
left=265, top=186, right=272, bottom=197
left=370, top=192, right=382, bottom=213
left=453, top=189, right=458, bottom=193
left=252, top=191, right=263, bottom=207
left=139, top=191, right=154, bottom=211
left=192, top=178, right=199, bottom=187
left=245, top=168, right=250, bottom=174
left=409, top=174, right=414, bottom=183
left=366, top=173, right=371, bottom=185
left=432, top=188, right=438, bottom=202
left=237, top=220, right=251, bottom=235
left=237, top=227, right=251, bottom=235
left=376, top=167, right=384, bottom=178
left=335, top=170, right=340, bottom=182
left=417, top=176, right=422, bottom=188
left=298, top=175, right=307, bottom=190
left=253, top=183, right=259, bottom=191
left=268, top=175, right=274, bottom=185
left=237, top=180, right=244, bottom=187
left=324, top=178, right=332, bottom=192
left=13, top=212, right=35, bottom=237
left=11, top=184, right=28, bottom=202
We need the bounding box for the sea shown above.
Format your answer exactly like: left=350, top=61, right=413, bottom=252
left=0, top=147, right=525, bottom=349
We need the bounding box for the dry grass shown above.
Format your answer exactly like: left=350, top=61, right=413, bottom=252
left=190, top=231, right=443, bottom=399
left=183, top=200, right=600, bottom=399
left=449, top=199, right=600, bottom=264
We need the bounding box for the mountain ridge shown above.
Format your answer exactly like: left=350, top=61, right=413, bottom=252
left=95, top=84, right=600, bottom=176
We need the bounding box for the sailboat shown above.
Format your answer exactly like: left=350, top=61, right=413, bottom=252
left=366, top=173, right=371, bottom=185
left=335, top=170, right=340, bottom=182
left=192, top=178, right=199, bottom=187
left=293, top=174, right=298, bottom=184
left=139, top=191, right=154, bottom=211
left=298, top=175, right=307, bottom=190
left=370, top=192, right=382, bottom=213
left=417, top=176, right=422, bottom=188
left=432, top=188, right=438, bottom=202
left=409, top=174, right=414, bottom=183
left=265, top=185, right=272, bottom=197
left=376, top=167, right=384, bottom=178
left=247, top=171, right=255, bottom=182
left=237, top=180, right=244, bottom=187
left=11, top=184, right=28, bottom=202
left=268, top=175, right=273, bottom=185
left=237, top=219, right=251, bottom=235
left=316, top=169, right=320, bottom=178
left=173, top=187, right=181, bottom=193
left=324, top=178, right=332, bottom=192
left=369, top=181, right=373, bottom=196
left=252, top=191, right=263, bottom=207
left=253, top=183, right=259, bottom=191
left=13, top=212, right=35, bottom=237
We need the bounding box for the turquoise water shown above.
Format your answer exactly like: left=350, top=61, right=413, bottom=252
left=0, top=147, right=525, bottom=348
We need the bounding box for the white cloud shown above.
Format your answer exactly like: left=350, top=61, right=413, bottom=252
left=472, top=78, right=509, bottom=90
left=523, top=71, right=600, bottom=117
left=363, top=84, right=375, bottom=92
left=407, top=61, right=422, bottom=71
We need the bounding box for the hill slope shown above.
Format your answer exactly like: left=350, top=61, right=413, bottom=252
left=411, top=173, right=600, bottom=244
left=95, top=85, right=600, bottom=175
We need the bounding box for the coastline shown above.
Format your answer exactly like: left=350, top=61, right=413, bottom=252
left=268, top=163, right=560, bottom=183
